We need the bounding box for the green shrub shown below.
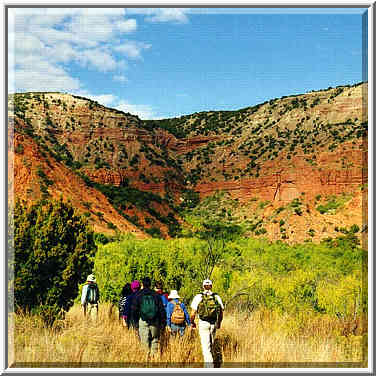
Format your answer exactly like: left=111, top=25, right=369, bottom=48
left=36, top=167, right=54, bottom=187
left=107, top=221, right=117, bottom=230
left=350, top=224, right=360, bottom=233
left=294, top=208, right=303, bottom=216
left=94, top=233, right=114, bottom=245
left=258, top=201, right=270, bottom=209
left=96, top=211, right=104, bottom=220
left=12, top=198, right=97, bottom=325
left=316, top=194, right=351, bottom=215
left=275, top=206, right=285, bottom=214
left=15, top=144, right=24, bottom=154
left=145, top=227, right=162, bottom=238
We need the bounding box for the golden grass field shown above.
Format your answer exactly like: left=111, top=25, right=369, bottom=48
left=9, top=303, right=367, bottom=368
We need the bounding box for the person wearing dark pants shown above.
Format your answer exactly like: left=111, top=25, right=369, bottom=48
left=131, top=277, right=166, bottom=355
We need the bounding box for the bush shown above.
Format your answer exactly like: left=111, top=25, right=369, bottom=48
left=294, top=208, right=303, bottom=216
left=12, top=198, right=97, bottom=325
left=15, top=144, right=24, bottom=154
left=145, top=227, right=162, bottom=238
left=316, top=194, right=351, bottom=215
left=92, top=235, right=366, bottom=317
left=107, top=221, right=117, bottom=230
left=93, top=237, right=208, bottom=304
left=94, top=233, right=114, bottom=245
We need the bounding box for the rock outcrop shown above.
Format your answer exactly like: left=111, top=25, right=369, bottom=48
left=8, top=82, right=368, bottom=244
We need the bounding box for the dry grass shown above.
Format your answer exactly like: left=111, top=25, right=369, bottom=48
left=9, top=303, right=366, bottom=368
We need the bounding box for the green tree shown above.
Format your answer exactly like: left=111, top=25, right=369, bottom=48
left=183, top=191, right=244, bottom=280
left=12, top=197, right=97, bottom=325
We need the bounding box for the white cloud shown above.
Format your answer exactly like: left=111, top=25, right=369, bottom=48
left=147, top=9, right=189, bottom=23
left=116, top=101, right=156, bottom=119
left=68, top=92, right=158, bottom=120
left=116, top=19, right=137, bottom=33
left=79, top=48, right=118, bottom=72
left=127, top=8, right=190, bottom=23
left=10, top=57, right=81, bottom=93
left=113, top=75, right=128, bottom=83
left=80, top=93, right=118, bottom=107
left=114, top=41, right=151, bottom=59
left=8, top=7, right=189, bottom=95
left=33, top=26, right=99, bottom=48
left=67, top=14, right=118, bottom=44
left=45, top=42, right=78, bottom=63
left=13, top=33, right=45, bottom=53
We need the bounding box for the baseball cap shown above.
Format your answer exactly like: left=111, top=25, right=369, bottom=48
left=131, top=280, right=140, bottom=291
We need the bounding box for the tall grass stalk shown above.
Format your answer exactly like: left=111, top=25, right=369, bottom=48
left=11, top=303, right=366, bottom=368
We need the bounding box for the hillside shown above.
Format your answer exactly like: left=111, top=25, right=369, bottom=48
left=8, top=83, right=368, bottom=245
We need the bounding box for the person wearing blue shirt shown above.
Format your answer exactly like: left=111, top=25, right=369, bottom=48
left=166, top=290, right=191, bottom=336
left=154, top=280, right=169, bottom=311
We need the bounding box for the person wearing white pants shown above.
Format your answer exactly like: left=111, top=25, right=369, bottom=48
left=190, top=279, right=224, bottom=368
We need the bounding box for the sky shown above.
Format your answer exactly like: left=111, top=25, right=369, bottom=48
left=7, top=7, right=368, bottom=120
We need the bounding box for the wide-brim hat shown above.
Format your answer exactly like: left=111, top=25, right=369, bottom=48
left=202, top=279, right=212, bottom=286
left=87, top=274, right=96, bottom=282
left=168, top=290, right=181, bottom=299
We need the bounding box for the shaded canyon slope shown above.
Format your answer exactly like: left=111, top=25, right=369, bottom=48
left=8, top=83, right=368, bottom=245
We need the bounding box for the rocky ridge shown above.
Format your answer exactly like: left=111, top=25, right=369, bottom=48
left=8, top=82, right=368, bottom=245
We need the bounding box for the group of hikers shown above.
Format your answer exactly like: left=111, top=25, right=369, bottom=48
left=81, top=274, right=224, bottom=367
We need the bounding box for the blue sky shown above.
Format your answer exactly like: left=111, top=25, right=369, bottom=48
left=8, top=7, right=367, bottom=119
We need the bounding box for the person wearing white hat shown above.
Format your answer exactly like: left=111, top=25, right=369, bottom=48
left=190, top=279, right=224, bottom=367
left=81, top=274, right=100, bottom=320
left=166, top=290, right=191, bottom=336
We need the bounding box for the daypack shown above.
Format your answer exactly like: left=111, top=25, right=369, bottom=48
left=118, top=296, right=127, bottom=316
left=86, top=283, right=99, bottom=304
left=197, top=293, right=220, bottom=323
left=170, top=301, right=185, bottom=325
left=140, top=293, right=158, bottom=322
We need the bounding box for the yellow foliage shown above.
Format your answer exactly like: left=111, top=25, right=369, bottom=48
left=317, top=274, right=363, bottom=317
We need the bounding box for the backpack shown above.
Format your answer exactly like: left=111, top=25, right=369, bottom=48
left=86, top=283, right=99, bottom=304
left=197, top=293, right=220, bottom=323
left=140, top=293, right=158, bottom=322
left=170, top=301, right=185, bottom=325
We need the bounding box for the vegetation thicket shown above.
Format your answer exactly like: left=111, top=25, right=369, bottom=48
left=93, top=233, right=366, bottom=321
left=11, top=198, right=97, bottom=325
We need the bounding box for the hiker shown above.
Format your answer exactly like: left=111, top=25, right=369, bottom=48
left=81, top=274, right=100, bottom=320
left=190, top=279, right=224, bottom=368
left=132, top=277, right=166, bottom=355
left=166, top=290, right=191, bottom=337
left=154, top=280, right=169, bottom=311
left=126, top=280, right=141, bottom=329
left=118, top=283, right=132, bottom=327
